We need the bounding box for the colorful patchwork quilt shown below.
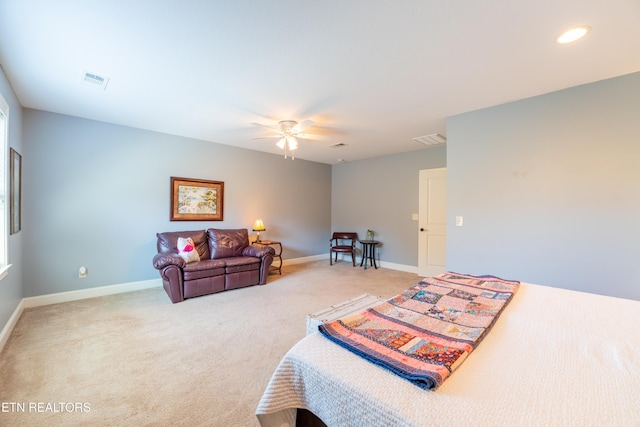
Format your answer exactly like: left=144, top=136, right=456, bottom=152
left=318, top=272, right=520, bottom=390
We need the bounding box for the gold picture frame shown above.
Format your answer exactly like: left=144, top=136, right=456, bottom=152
left=170, top=177, right=224, bottom=221
left=10, top=148, right=21, bottom=234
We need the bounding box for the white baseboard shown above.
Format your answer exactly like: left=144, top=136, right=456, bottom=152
left=298, top=253, right=419, bottom=275
left=22, top=278, right=162, bottom=309
left=0, top=299, right=25, bottom=355
left=378, top=260, right=419, bottom=274
left=283, top=254, right=328, bottom=265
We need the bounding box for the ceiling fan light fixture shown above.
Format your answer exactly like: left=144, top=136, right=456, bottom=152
left=253, top=118, right=315, bottom=160
left=279, top=120, right=298, bottom=133
left=287, top=136, right=298, bottom=150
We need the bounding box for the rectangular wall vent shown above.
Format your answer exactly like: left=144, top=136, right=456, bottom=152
left=413, top=133, right=447, bottom=146
left=82, top=71, right=110, bottom=90
left=329, top=142, right=347, bottom=148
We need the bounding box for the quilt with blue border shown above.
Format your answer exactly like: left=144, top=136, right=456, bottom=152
left=318, top=272, right=520, bottom=390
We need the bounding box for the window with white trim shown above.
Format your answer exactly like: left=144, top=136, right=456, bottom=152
left=0, top=93, right=9, bottom=274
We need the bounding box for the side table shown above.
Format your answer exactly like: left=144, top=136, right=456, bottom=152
left=254, top=240, right=282, bottom=275
left=359, top=240, right=379, bottom=270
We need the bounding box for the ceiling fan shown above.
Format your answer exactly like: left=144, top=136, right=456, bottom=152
left=251, top=119, right=315, bottom=159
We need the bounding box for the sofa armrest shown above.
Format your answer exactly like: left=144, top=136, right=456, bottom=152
left=243, top=244, right=275, bottom=258
left=153, top=252, right=185, bottom=270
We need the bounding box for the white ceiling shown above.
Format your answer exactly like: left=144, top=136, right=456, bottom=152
left=1, top=1, right=639, bottom=164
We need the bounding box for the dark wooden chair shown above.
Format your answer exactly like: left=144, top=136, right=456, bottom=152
left=330, top=232, right=358, bottom=266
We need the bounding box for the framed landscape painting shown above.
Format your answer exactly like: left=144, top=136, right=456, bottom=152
left=170, top=177, right=224, bottom=221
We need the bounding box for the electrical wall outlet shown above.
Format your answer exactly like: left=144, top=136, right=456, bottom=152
left=455, top=216, right=464, bottom=227
left=78, top=266, right=88, bottom=279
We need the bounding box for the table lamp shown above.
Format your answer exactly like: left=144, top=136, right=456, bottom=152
left=253, top=219, right=266, bottom=242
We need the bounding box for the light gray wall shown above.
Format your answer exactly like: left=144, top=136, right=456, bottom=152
left=22, top=109, right=331, bottom=297
left=0, top=66, right=24, bottom=328
left=5, top=70, right=638, bottom=338
left=447, top=72, right=640, bottom=300
left=331, top=146, right=446, bottom=267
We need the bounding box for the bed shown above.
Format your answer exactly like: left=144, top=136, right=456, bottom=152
left=256, top=275, right=640, bottom=426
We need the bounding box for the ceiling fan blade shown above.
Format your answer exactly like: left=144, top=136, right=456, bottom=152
left=292, top=119, right=314, bottom=134
left=251, top=135, right=284, bottom=140
left=250, top=122, right=280, bottom=131
left=295, top=133, right=324, bottom=141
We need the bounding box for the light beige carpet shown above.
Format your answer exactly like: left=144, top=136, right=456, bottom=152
left=0, top=260, right=420, bottom=427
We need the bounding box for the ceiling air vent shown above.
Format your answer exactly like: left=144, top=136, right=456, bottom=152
left=413, top=133, right=446, bottom=146
left=329, top=142, right=347, bottom=148
left=81, top=71, right=110, bottom=90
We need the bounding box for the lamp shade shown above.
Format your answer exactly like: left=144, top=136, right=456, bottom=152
left=253, top=219, right=266, bottom=232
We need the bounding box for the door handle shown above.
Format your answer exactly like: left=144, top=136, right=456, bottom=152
left=420, top=228, right=426, bottom=232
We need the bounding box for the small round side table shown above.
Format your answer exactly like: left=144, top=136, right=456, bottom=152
left=359, top=240, right=379, bottom=270
left=254, top=240, right=283, bottom=275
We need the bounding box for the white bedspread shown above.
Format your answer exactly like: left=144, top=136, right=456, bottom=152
left=256, top=283, right=640, bottom=426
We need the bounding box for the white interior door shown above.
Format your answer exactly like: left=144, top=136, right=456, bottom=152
left=418, top=168, right=447, bottom=277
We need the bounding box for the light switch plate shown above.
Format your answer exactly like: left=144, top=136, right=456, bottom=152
left=455, top=216, right=464, bottom=227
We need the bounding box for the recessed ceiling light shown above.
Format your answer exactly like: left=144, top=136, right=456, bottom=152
left=556, top=25, right=591, bottom=44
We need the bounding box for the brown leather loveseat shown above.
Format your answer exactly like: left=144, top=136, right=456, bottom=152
left=152, top=228, right=275, bottom=303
